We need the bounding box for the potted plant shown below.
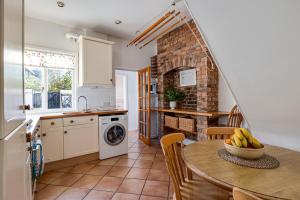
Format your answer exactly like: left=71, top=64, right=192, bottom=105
left=164, top=87, right=185, bottom=109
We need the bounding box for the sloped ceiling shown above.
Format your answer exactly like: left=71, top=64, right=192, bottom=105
left=185, top=0, right=300, bottom=151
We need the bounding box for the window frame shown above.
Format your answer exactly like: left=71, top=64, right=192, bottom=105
left=24, top=46, right=78, bottom=114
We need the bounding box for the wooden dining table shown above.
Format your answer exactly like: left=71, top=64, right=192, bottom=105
left=182, top=140, right=300, bottom=200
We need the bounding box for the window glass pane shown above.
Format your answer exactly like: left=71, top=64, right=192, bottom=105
left=24, top=66, right=43, bottom=109
left=47, top=69, right=73, bottom=109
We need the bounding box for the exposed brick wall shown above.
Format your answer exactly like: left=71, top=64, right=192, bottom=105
left=156, top=20, right=219, bottom=139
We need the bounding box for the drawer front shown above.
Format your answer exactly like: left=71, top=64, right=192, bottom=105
left=63, top=115, right=98, bottom=126
left=42, top=118, right=63, bottom=129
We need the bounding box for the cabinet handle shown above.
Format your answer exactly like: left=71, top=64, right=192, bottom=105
left=64, top=131, right=68, bottom=134
left=90, top=118, right=94, bottom=121
left=26, top=133, right=31, bottom=142
left=42, top=133, right=46, bottom=137
left=37, top=135, right=41, bottom=138
left=21, top=104, right=31, bottom=110
left=70, top=120, right=74, bottom=123
left=50, top=122, right=55, bottom=126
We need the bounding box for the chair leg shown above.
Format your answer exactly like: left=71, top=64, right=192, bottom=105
left=186, top=168, right=193, bottom=180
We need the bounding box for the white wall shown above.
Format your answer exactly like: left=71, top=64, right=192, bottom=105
left=186, top=0, right=300, bottom=151
left=115, top=70, right=138, bottom=131
left=108, top=36, right=156, bottom=70
left=25, top=17, right=155, bottom=109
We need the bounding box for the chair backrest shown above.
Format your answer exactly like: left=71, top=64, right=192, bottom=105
left=233, top=187, right=263, bottom=200
left=204, top=127, right=235, bottom=140
left=160, top=133, right=186, bottom=200
left=227, top=105, right=243, bottom=127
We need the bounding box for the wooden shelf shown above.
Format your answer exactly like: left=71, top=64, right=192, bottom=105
left=164, top=125, right=197, bottom=135
left=151, top=107, right=229, bottom=118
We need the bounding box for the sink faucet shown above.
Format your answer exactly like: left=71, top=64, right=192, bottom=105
left=78, top=96, right=88, bottom=112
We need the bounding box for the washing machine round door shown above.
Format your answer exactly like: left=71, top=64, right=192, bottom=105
left=104, top=123, right=126, bottom=145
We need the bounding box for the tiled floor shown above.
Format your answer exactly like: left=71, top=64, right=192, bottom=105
left=35, top=131, right=173, bottom=200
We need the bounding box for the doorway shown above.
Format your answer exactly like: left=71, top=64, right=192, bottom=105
left=115, top=70, right=138, bottom=132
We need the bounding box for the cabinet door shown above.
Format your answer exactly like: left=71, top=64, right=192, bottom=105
left=0, top=123, right=27, bottom=200
left=42, top=127, right=63, bottom=163
left=84, top=39, right=112, bottom=85
left=63, top=123, right=98, bottom=159
left=25, top=153, right=33, bottom=200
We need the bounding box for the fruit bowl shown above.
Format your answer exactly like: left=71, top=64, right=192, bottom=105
left=224, top=141, right=265, bottom=160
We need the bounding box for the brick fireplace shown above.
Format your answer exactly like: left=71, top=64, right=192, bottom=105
left=155, top=20, right=219, bottom=139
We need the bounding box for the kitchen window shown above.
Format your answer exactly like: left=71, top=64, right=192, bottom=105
left=24, top=48, right=76, bottom=112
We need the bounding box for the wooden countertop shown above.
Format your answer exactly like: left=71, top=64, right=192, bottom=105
left=151, top=107, right=229, bottom=118
left=39, top=109, right=128, bottom=120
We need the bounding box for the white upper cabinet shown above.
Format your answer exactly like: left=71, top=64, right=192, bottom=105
left=78, top=36, right=114, bottom=86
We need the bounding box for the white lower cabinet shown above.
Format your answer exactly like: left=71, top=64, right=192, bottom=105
left=42, top=127, right=64, bottom=163
left=63, top=123, right=99, bottom=159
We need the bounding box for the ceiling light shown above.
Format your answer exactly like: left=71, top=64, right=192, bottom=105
left=115, top=20, right=122, bottom=25
left=57, top=1, right=65, bottom=8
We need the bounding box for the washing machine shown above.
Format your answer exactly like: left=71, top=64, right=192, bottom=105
left=99, top=114, right=128, bottom=160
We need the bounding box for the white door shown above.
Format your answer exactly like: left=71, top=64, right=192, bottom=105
left=85, top=39, right=112, bottom=85
left=64, top=123, right=98, bottom=159
left=0, top=123, right=28, bottom=200
left=42, top=127, right=64, bottom=162
left=1, top=0, right=25, bottom=139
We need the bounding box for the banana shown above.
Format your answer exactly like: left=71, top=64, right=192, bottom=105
left=231, top=139, right=238, bottom=147
left=252, top=137, right=262, bottom=148
left=240, top=128, right=253, bottom=141
left=234, top=128, right=245, bottom=140
left=241, top=137, right=248, bottom=148
left=233, top=135, right=242, bottom=147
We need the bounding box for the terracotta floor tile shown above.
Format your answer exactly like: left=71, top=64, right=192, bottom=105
left=86, top=165, right=112, bottom=176
left=133, top=160, right=153, bottom=169
left=117, top=178, right=145, bottom=194
left=35, top=185, right=67, bottom=200
left=69, top=163, right=95, bottom=174
left=98, top=157, right=120, bottom=166
left=142, top=147, right=158, bottom=154
left=55, top=166, right=74, bottom=173
left=106, top=166, right=130, bottom=178
left=128, top=147, right=142, bottom=153
left=154, top=154, right=165, bottom=161
left=132, top=143, right=146, bottom=148
left=83, top=190, right=114, bottom=200
left=142, top=180, right=169, bottom=197
left=38, top=171, right=65, bottom=184
left=140, top=195, right=167, bottom=200
left=115, top=158, right=136, bottom=167
left=138, top=153, right=155, bottom=161
left=35, top=183, right=48, bottom=192
left=50, top=173, right=83, bottom=187
left=120, top=152, right=140, bottom=159
left=151, top=161, right=167, bottom=170
left=112, top=193, right=140, bottom=200
left=93, top=176, right=123, bottom=192
left=147, top=169, right=169, bottom=182
left=71, top=175, right=102, bottom=189
left=56, top=187, right=89, bottom=200
left=126, top=168, right=150, bottom=179
left=128, top=142, right=135, bottom=148
left=87, top=159, right=100, bottom=165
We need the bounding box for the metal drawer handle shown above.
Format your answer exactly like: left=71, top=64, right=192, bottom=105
left=90, top=118, right=94, bottom=121
left=42, top=133, right=46, bottom=137
left=51, top=122, right=55, bottom=126
left=64, top=131, right=68, bottom=134
left=70, top=120, right=74, bottom=123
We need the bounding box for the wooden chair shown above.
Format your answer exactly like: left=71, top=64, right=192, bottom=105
left=204, top=127, right=235, bottom=140
left=233, top=187, right=263, bottom=200
left=160, top=133, right=230, bottom=200
left=227, top=105, right=243, bottom=127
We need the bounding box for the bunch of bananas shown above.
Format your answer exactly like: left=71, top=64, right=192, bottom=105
left=225, top=128, right=262, bottom=149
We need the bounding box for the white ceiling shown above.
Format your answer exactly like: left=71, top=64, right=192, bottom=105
left=25, top=0, right=190, bottom=39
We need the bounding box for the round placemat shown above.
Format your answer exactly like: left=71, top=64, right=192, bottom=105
left=218, top=149, right=280, bottom=169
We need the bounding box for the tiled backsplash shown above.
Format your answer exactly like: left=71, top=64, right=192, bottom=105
left=76, top=86, right=116, bottom=111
